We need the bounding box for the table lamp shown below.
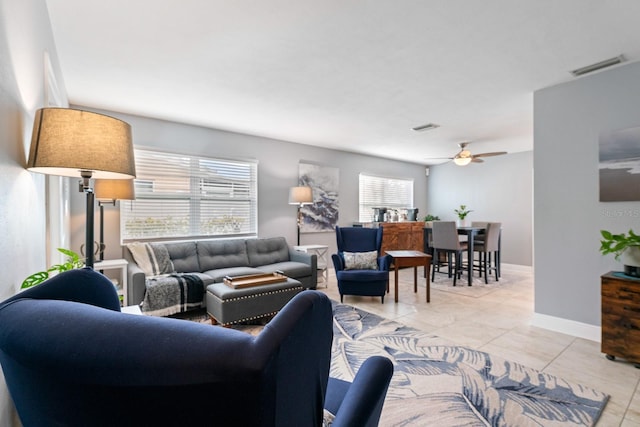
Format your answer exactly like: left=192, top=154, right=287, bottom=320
left=288, top=186, right=313, bottom=245
left=28, top=108, right=136, bottom=268
left=94, top=179, right=136, bottom=261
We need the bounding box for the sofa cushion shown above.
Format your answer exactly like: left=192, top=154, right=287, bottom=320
left=246, top=237, right=289, bottom=267
left=165, top=242, right=199, bottom=273
left=203, top=267, right=264, bottom=283
left=198, top=240, right=250, bottom=271
left=126, top=242, right=174, bottom=276
left=257, top=262, right=312, bottom=279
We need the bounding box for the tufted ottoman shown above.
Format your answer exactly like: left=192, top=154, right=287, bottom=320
left=206, top=277, right=304, bottom=326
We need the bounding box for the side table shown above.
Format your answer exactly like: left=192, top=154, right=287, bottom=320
left=94, top=258, right=129, bottom=306
left=385, top=250, right=432, bottom=303
left=293, top=245, right=329, bottom=287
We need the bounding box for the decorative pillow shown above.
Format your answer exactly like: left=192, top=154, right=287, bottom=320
left=343, top=250, right=378, bottom=270
left=127, top=242, right=174, bottom=277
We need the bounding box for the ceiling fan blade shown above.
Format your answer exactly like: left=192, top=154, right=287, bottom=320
left=472, top=151, right=507, bottom=158
left=471, top=157, right=484, bottom=163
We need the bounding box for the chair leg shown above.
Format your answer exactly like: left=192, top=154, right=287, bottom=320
left=381, top=295, right=384, bottom=303
left=340, top=294, right=344, bottom=303
left=452, top=252, right=458, bottom=286
left=431, top=249, right=436, bottom=281
left=483, top=251, right=489, bottom=284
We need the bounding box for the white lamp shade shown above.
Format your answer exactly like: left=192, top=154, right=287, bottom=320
left=28, top=108, right=136, bottom=179
left=94, top=179, right=136, bottom=201
left=288, top=186, right=313, bottom=205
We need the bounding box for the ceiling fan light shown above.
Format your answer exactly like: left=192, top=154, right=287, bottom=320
left=453, top=156, right=472, bottom=166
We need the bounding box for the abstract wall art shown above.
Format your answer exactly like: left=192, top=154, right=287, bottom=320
left=298, top=162, right=339, bottom=232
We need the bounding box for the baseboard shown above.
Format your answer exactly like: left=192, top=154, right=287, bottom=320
left=500, top=263, right=533, bottom=273
left=530, top=313, right=601, bottom=343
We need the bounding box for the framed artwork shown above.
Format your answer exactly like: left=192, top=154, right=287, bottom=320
left=599, top=126, right=640, bottom=202
left=298, top=162, right=339, bottom=232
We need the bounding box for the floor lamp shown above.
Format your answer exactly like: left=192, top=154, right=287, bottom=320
left=27, top=108, right=136, bottom=269
left=288, top=186, right=313, bottom=246
left=94, top=179, right=136, bottom=262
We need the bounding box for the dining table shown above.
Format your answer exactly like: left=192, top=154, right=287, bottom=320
left=423, top=225, right=500, bottom=285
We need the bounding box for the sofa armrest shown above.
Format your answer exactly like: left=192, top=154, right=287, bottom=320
left=327, top=356, right=394, bottom=427
left=289, top=249, right=318, bottom=289
left=377, top=254, right=391, bottom=272
left=332, top=253, right=344, bottom=272
left=126, top=261, right=146, bottom=306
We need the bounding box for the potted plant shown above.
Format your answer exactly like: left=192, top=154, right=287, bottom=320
left=423, top=214, right=440, bottom=227
left=454, top=205, right=473, bottom=227
left=21, top=248, right=85, bottom=289
left=600, top=229, right=640, bottom=277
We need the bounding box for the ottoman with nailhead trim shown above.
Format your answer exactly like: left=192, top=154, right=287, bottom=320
left=205, top=277, right=304, bottom=326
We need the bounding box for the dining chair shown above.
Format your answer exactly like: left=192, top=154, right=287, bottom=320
left=430, top=221, right=468, bottom=286
left=473, top=222, right=501, bottom=283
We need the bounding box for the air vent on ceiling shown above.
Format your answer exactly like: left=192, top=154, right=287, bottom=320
left=412, top=123, right=440, bottom=132
left=570, top=55, right=625, bottom=77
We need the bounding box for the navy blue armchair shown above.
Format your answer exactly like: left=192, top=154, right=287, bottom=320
left=332, top=226, right=391, bottom=303
left=0, top=268, right=392, bottom=427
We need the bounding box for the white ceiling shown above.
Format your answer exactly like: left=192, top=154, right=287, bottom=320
left=45, top=0, right=640, bottom=165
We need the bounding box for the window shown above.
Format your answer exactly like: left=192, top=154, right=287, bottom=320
left=121, top=149, right=258, bottom=242
left=359, top=173, right=414, bottom=222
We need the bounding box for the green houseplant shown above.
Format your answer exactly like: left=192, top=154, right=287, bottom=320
left=454, top=205, right=473, bottom=220
left=600, top=229, right=640, bottom=277
left=423, top=214, right=440, bottom=222
left=21, top=248, right=85, bottom=289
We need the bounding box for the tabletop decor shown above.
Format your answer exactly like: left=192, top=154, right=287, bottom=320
left=600, top=229, right=640, bottom=277
left=454, top=204, right=473, bottom=227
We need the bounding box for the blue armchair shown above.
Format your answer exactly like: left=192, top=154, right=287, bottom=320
left=332, top=226, right=391, bottom=303
left=0, top=268, right=393, bottom=427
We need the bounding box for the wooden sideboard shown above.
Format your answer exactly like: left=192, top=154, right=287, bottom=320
left=379, top=222, right=424, bottom=254
left=601, top=271, right=640, bottom=368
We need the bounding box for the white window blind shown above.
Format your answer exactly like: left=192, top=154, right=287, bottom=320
left=121, top=149, right=258, bottom=242
left=359, top=173, right=414, bottom=222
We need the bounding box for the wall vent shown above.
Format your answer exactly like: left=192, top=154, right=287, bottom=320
left=570, top=55, right=625, bottom=77
left=412, top=123, right=440, bottom=132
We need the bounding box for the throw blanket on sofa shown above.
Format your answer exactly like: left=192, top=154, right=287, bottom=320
left=142, top=274, right=205, bottom=317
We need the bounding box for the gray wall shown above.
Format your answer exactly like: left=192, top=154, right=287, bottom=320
left=534, top=60, right=640, bottom=327
left=69, top=110, right=430, bottom=259
left=426, top=151, right=533, bottom=266
left=0, top=1, right=68, bottom=425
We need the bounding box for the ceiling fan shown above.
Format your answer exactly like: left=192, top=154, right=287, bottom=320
left=426, top=142, right=507, bottom=166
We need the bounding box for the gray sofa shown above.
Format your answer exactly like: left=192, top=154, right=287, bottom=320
left=124, top=237, right=317, bottom=308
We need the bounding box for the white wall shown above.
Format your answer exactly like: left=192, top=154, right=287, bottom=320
left=0, top=0, right=68, bottom=425
left=426, top=151, right=533, bottom=266
left=534, top=60, right=640, bottom=329
left=68, top=109, right=430, bottom=259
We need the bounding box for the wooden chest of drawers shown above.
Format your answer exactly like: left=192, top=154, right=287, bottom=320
left=601, top=271, right=640, bottom=367
left=379, top=222, right=424, bottom=254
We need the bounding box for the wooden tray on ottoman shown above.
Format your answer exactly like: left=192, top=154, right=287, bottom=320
left=223, top=272, right=288, bottom=289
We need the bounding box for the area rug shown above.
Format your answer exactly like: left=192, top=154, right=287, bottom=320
left=330, top=302, right=609, bottom=427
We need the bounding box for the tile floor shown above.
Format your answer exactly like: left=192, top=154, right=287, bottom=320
left=318, top=264, right=640, bottom=426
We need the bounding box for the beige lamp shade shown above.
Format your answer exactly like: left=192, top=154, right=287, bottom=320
left=94, top=179, right=135, bottom=201
left=288, top=186, right=313, bottom=205
left=28, top=108, right=136, bottom=179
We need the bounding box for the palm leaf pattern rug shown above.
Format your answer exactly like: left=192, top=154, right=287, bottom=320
left=330, top=302, right=609, bottom=427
